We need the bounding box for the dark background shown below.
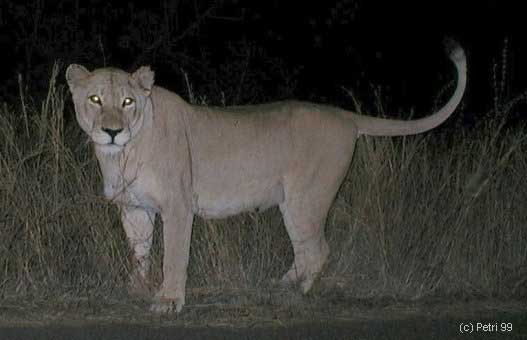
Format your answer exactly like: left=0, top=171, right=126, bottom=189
left=0, top=0, right=525, bottom=123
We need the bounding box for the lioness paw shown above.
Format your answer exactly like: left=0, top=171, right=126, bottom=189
left=150, top=288, right=185, bottom=313
left=280, top=266, right=303, bottom=285
left=300, top=277, right=316, bottom=294
left=281, top=272, right=298, bottom=286
left=150, top=297, right=184, bottom=313
left=127, top=272, right=151, bottom=297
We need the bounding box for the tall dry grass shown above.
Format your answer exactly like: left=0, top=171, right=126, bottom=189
left=0, top=65, right=526, bottom=303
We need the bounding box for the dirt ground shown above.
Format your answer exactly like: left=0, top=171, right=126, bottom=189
left=0, top=290, right=526, bottom=339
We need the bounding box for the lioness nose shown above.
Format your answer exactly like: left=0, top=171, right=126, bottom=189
left=102, top=127, right=123, bottom=139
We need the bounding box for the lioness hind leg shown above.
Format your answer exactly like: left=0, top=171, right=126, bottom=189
left=279, top=200, right=330, bottom=293
left=279, top=136, right=356, bottom=293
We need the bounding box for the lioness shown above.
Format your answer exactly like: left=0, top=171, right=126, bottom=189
left=66, top=41, right=466, bottom=313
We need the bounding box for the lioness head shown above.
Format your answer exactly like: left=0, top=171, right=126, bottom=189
left=66, top=65, right=155, bottom=154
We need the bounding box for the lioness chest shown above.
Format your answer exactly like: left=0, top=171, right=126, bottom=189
left=98, top=149, right=165, bottom=212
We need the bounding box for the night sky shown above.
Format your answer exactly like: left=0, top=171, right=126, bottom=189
left=1, top=0, right=525, bottom=121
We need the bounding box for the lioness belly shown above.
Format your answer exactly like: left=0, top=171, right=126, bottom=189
left=195, top=179, right=284, bottom=219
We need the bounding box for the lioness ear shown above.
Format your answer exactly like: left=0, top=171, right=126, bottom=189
left=65, top=64, right=90, bottom=90
left=132, top=66, right=155, bottom=95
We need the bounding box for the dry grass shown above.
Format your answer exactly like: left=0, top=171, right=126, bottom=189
left=1, top=65, right=526, bottom=306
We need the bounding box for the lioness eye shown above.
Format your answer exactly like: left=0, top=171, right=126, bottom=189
left=122, top=97, right=135, bottom=107
left=89, top=95, right=101, bottom=105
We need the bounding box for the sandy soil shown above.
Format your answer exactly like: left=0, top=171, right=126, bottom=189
left=0, top=290, right=525, bottom=339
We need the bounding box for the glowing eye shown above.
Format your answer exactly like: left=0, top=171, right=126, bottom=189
left=89, top=95, right=101, bottom=105
left=122, top=97, right=135, bottom=107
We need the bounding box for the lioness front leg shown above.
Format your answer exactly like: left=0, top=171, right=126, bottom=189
left=121, top=207, right=155, bottom=296
left=150, top=204, right=194, bottom=313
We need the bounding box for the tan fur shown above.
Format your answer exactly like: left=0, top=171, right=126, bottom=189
left=66, top=43, right=466, bottom=313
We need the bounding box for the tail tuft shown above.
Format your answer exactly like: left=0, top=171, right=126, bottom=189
left=443, top=37, right=465, bottom=63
